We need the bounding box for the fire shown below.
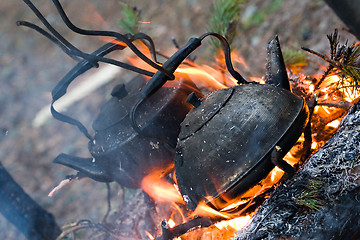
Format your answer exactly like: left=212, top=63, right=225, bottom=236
left=98, top=36, right=128, bottom=47
left=308, top=73, right=360, bottom=152
left=145, top=231, right=155, bottom=240
left=105, top=37, right=360, bottom=239
left=191, top=202, right=234, bottom=220
left=174, top=66, right=234, bottom=90
left=214, top=215, right=251, bottom=230
left=141, top=164, right=184, bottom=204
left=126, top=44, right=240, bottom=92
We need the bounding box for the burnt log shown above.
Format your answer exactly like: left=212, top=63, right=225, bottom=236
left=324, top=0, right=360, bottom=40
left=235, top=100, right=360, bottom=239
left=0, top=163, right=61, bottom=240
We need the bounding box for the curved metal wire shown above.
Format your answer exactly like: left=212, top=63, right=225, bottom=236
left=17, top=20, right=157, bottom=138
left=49, top=42, right=142, bottom=139
left=19, top=0, right=168, bottom=138
left=20, top=0, right=248, bottom=142
left=129, top=33, right=248, bottom=140
left=20, top=0, right=163, bottom=77
left=49, top=0, right=174, bottom=79
left=18, top=21, right=156, bottom=78
left=16, top=20, right=81, bottom=62
left=199, top=32, right=247, bottom=84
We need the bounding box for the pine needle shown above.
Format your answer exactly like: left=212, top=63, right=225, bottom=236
left=208, top=0, right=248, bottom=50
left=302, top=29, right=360, bottom=90
left=295, top=179, right=324, bottom=211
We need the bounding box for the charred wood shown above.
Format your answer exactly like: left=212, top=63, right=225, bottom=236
left=235, top=100, right=360, bottom=239
left=155, top=217, right=213, bottom=240
left=110, top=190, right=157, bottom=239
left=0, top=162, right=61, bottom=240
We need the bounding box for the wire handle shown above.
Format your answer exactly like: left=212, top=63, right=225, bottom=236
left=141, top=32, right=248, bottom=99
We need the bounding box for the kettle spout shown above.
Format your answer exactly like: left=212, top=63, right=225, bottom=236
left=54, top=153, right=113, bottom=182
left=265, top=35, right=291, bottom=91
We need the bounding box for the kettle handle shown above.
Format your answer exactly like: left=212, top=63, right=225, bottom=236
left=141, top=32, right=249, bottom=99
left=141, top=37, right=202, bottom=99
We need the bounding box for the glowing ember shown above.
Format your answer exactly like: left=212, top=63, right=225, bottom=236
left=48, top=177, right=78, bottom=197
left=327, top=119, right=340, bottom=128
left=145, top=230, right=155, bottom=240
left=311, top=141, right=319, bottom=150
left=167, top=219, right=176, bottom=228
left=215, top=215, right=251, bottom=230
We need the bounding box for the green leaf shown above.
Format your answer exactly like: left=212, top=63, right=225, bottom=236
left=116, top=2, right=141, bottom=35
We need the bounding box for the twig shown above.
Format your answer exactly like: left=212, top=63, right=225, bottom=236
left=317, top=100, right=353, bottom=109
left=155, top=217, right=213, bottom=240
left=102, top=183, right=112, bottom=223
left=56, top=219, right=116, bottom=240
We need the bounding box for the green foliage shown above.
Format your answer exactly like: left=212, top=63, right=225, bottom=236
left=282, top=47, right=309, bottom=72
left=295, top=195, right=322, bottom=211
left=283, top=48, right=309, bottom=66
left=208, top=0, right=248, bottom=49
left=116, top=2, right=141, bottom=35
left=241, top=0, right=283, bottom=30
left=302, top=29, right=360, bottom=90
left=326, top=29, right=360, bottom=88
left=308, top=179, right=324, bottom=190
left=295, top=179, right=324, bottom=211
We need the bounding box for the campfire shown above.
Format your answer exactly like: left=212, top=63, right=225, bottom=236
left=129, top=35, right=360, bottom=239
left=51, top=33, right=358, bottom=239
left=13, top=0, right=360, bottom=240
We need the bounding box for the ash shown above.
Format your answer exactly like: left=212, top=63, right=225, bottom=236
left=235, top=101, right=360, bottom=240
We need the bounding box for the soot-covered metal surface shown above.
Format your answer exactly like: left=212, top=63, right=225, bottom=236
left=235, top=100, right=360, bottom=240
left=175, top=84, right=306, bottom=209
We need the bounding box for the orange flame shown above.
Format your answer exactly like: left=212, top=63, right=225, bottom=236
left=215, top=215, right=251, bottom=230
left=191, top=202, right=233, bottom=220
left=141, top=164, right=184, bottom=204
left=98, top=36, right=128, bottom=47
left=145, top=230, right=155, bottom=240
left=126, top=45, right=243, bottom=92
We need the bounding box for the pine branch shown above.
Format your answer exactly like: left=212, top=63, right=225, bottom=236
left=208, top=0, right=248, bottom=50
left=303, top=29, right=360, bottom=89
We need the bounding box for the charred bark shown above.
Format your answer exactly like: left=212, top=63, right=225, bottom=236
left=324, top=0, right=360, bottom=40
left=0, top=163, right=61, bottom=240
left=111, top=190, right=157, bottom=239
left=235, top=100, right=360, bottom=239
